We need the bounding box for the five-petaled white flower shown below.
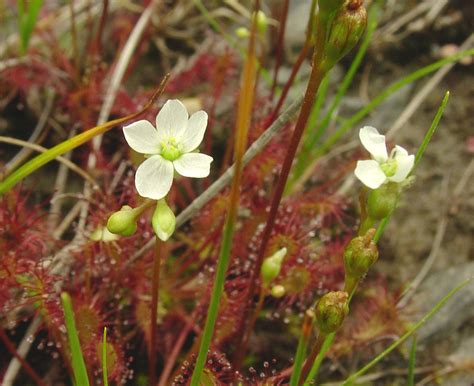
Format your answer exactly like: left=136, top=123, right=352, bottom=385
left=354, top=126, right=414, bottom=189
left=123, top=99, right=213, bottom=200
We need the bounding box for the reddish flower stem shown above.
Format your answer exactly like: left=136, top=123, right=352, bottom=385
left=271, top=0, right=290, bottom=97
left=0, top=327, right=47, bottom=386
left=270, top=0, right=317, bottom=121
left=298, top=333, right=326, bottom=386
left=233, top=16, right=328, bottom=369
left=157, top=313, right=194, bottom=386
left=149, top=238, right=164, bottom=386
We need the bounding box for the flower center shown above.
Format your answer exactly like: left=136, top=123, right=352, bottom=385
left=160, top=137, right=181, bottom=161
left=380, top=159, right=397, bottom=177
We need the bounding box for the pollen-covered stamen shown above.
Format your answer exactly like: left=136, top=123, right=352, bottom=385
left=160, top=137, right=182, bottom=161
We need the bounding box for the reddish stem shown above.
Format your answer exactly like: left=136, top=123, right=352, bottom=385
left=270, top=41, right=311, bottom=122
left=0, top=327, right=47, bottom=386
left=271, top=0, right=290, bottom=98
left=149, top=238, right=164, bottom=386
left=298, top=333, right=326, bottom=386
left=157, top=314, right=194, bottom=386
left=234, top=17, right=328, bottom=369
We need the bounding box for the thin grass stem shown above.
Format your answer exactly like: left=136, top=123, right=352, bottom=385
left=407, top=336, right=417, bottom=386
left=0, top=74, right=169, bottom=195
left=61, top=292, right=90, bottom=386
left=189, top=4, right=259, bottom=384
left=102, top=327, right=109, bottom=386
left=341, top=277, right=473, bottom=385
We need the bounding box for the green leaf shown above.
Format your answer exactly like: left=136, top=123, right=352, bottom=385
left=18, top=0, right=43, bottom=53
left=407, top=336, right=417, bottom=386
left=61, top=292, right=90, bottom=386
left=342, top=277, right=473, bottom=385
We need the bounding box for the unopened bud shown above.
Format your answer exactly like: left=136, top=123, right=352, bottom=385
left=271, top=285, right=286, bottom=298
left=107, top=205, right=138, bottom=236
left=152, top=199, right=176, bottom=242
left=261, top=247, right=287, bottom=288
left=315, top=291, right=349, bottom=334
left=254, top=10, right=268, bottom=35
left=235, top=27, right=250, bottom=39
left=318, top=0, right=345, bottom=22
left=343, top=228, right=378, bottom=280
left=324, top=0, right=367, bottom=69
left=367, top=182, right=399, bottom=220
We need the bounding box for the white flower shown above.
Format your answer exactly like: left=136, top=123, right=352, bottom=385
left=123, top=99, right=213, bottom=200
left=354, top=126, right=414, bottom=189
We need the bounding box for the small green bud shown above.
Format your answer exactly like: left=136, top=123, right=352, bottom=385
left=315, top=291, right=349, bottom=334
left=270, top=285, right=286, bottom=298
left=367, top=182, right=399, bottom=220
left=324, top=0, right=367, bottom=69
left=107, top=205, right=138, bottom=236
left=261, top=247, right=287, bottom=288
left=254, top=10, right=268, bottom=35
left=152, top=199, right=176, bottom=242
left=343, top=228, right=378, bottom=280
left=235, top=27, right=250, bottom=39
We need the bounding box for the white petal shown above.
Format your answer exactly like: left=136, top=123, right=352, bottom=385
left=123, top=120, right=160, bottom=154
left=359, top=126, right=388, bottom=163
left=389, top=148, right=414, bottom=182
left=155, top=99, right=188, bottom=138
left=173, top=153, right=213, bottom=178
left=354, top=160, right=387, bottom=189
left=179, top=110, right=208, bottom=152
left=135, top=155, right=174, bottom=200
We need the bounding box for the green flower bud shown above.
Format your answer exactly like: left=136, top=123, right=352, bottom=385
left=260, top=247, right=287, bottom=289
left=152, top=199, right=176, bottom=242
left=318, top=0, right=345, bottom=22
left=235, top=27, right=250, bottom=39
left=120, top=222, right=137, bottom=237
left=270, top=285, right=286, bottom=298
left=367, top=182, right=399, bottom=220
left=315, top=291, right=349, bottom=334
left=107, top=205, right=138, bottom=236
left=343, top=228, right=378, bottom=280
left=254, top=10, right=268, bottom=35
left=324, top=0, right=367, bottom=69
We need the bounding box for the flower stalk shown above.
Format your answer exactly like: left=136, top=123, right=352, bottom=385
left=289, top=310, right=314, bottom=386
left=149, top=238, right=165, bottom=386
left=237, top=0, right=365, bottom=366
left=189, top=4, right=259, bottom=384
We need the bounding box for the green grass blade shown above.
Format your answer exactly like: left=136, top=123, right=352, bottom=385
left=61, top=292, right=90, bottom=386
left=315, top=49, right=474, bottom=159
left=0, top=77, right=167, bottom=195
left=342, top=277, right=473, bottom=385
left=407, top=336, right=417, bottom=386
left=374, top=91, right=449, bottom=242
left=102, top=327, right=109, bottom=386
left=289, top=327, right=310, bottom=386
left=18, top=0, right=43, bottom=53
left=192, top=0, right=273, bottom=87
left=305, top=332, right=335, bottom=383
left=415, top=91, right=450, bottom=166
